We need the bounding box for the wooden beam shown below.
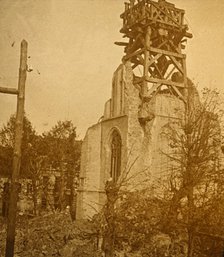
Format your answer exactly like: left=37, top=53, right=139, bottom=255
left=145, top=76, right=185, bottom=88
left=147, top=47, right=184, bottom=59
left=167, top=39, right=181, bottom=53
left=165, top=66, right=176, bottom=80
left=149, top=1, right=181, bottom=27
left=143, top=26, right=152, bottom=97
left=114, top=42, right=129, bottom=46
left=147, top=83, right=161, bottom=96
left=121, top=0, right=185, bottom=19
left=123, top=48, right=144, bottom=61
left=150, top=55, right=164, bottom=78
left=171, top=85, right=186, bottom=102
left=169, top=56, right=184, bottom=74
left=0, top=87, right=18, bottom=95
left=182, top=56, right=188, bottom=100
left=146, top=66, right=177, bottom=96
left=147, top=0, right=185, bottom=13
left=5, top=39, right=28, bottom=257
left=136, top=54, right=144, bottom=65
left=156, top=39, right=170, bottom=50
left=133, top=77, right=144, bottom=85
left=148, top=53, right=162, bottom=67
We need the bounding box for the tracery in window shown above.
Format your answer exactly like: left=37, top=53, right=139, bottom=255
left=110, top=130, right=122, bottom=182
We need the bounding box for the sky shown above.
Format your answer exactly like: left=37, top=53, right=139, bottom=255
left=0, top=0, right=224, bottom=139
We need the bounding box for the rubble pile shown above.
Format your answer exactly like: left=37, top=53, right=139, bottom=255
left=0, top=212, right=189, bottom=257
left=0, top=212, right=101, bottom=257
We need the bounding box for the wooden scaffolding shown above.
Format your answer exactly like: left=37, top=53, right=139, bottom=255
left=115, top=0, right=192, bottom=103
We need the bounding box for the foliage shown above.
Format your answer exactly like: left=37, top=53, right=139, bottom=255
left=98, top=184, right=187, bottom=257
left=0, top=116, right=81, bottom=215
left=41, top=120, right=81, bottom=211
left=0, top=115, right=37, bottom=177
left=42, top=120, right=79, bottom=167
left=159, top=88, right=224, bottom=256
left=114, top=189, right=164, bottom=250
left=99, top=88, right=224, bottom=257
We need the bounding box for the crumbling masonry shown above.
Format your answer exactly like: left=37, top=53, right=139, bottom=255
left=76, top=0, right=194, bottom=219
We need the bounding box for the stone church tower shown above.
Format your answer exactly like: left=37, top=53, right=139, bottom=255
left=76, top=0, right=193, bottom=219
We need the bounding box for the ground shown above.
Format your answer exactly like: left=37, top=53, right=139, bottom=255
left=0, top=212, right=101, bottom=257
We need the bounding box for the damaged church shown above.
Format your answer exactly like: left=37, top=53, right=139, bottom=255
left=76, top=0, right=200, bottom=219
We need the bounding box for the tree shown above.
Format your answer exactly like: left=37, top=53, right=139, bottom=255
left=99, top=179, right=173, bottom=257
left=27, top=135, right=47, bottom=215
left=0, top=116, right=82, bottom=217
left=0, top=115, right=47, bottom=215
left=98, top=87, right=224, bottom=257
left=42, top=120, right=81, bottom=212
left=0, top=114, right=37, bottom=178
left=160, top=87, right=224, bottom=257
left=99, top=157, right=155, bottom=257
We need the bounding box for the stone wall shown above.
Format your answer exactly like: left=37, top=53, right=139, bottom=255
left=121, top=62, right=185, bottom=188
left=76, top=62, right=186, bottom=218
left=100, top=115, right=128, bottom=188
left=76, top=123, right=102, bottom=218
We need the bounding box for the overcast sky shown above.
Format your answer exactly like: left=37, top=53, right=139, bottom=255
left=0, top=0, right=224, bottom=138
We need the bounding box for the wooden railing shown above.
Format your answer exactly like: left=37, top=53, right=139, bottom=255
left=121, top=0, right=185, bottom=30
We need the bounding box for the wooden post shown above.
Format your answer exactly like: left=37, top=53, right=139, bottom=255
left=142, top=26, right=151, bottom=98
left=5, top=40, right=28, bottom=257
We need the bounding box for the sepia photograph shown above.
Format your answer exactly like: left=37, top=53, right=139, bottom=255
left=0, top=0, right=224, bottom=256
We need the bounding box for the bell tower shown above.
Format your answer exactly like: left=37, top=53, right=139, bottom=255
left=115, top=0, right=192, bottom=109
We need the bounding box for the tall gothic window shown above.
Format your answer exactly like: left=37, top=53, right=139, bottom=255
left=110, top=130, right=122, bottom=182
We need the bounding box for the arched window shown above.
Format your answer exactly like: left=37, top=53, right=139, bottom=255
left=110, top=130, right=122, bottom=182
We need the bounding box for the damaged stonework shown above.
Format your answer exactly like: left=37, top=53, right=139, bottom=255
left=138, top=101, right=155, bottom=126
left=76, top=61, right=186, bottom=219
